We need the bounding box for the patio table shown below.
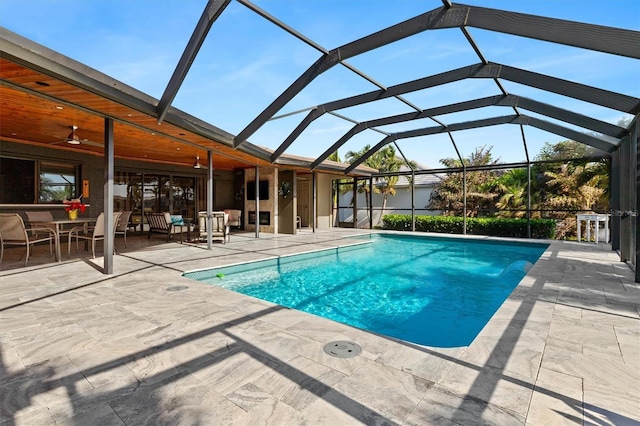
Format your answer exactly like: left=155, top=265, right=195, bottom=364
left=576, top=213, right=609, bottom=243
left=30, top=218, right=96, bottom=262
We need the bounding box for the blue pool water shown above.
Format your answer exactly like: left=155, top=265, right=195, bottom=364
left=185, top=234, right=547, bottom=347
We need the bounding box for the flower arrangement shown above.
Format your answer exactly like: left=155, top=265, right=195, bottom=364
left=279, top=181, right=291, bottom=198
left=63, top=197, right=86, bottom=213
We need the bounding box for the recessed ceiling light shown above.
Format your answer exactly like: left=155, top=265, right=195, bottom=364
left=55, top=106, right=64, bottom=110
left=11, top=132, right=17, bottom=136
left=176, top=147, right=181, bottom=151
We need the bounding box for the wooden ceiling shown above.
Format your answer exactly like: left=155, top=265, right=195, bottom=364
left=0, top=57, right=288, bottom=171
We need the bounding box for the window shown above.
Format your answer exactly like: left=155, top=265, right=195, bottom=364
left=247, top=180, right=269, bottom=200
left=39, top=161, right=78, bottom=202
left=0, top=157, right=35, bottom=203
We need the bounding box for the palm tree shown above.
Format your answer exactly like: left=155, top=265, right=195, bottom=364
left=345, top=144, right=416, bottom=226
left=345, top=145, right=375, bottom=223
left=494, top=168, right=531, bottom=218
left=543, top=163, right=606, bottom=238
left=373, top=145, right=411, bottom=226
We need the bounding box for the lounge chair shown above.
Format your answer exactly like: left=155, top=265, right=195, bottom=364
left=145, top=212, right=193, bottom=243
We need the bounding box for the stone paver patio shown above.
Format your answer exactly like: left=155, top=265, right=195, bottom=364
left=0, top=229, right=638, bottom=425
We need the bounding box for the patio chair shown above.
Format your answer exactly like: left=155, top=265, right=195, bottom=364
left=198, top=211, right=230, bottom=243
left=68, top=212, right=122, bottom=258
left=25, top=211, right=71, bottom=239
left=224, top=209, right=242, bottom=229
left=0, top=213, right=56, bottom=266
left=145, top=212, right=193, bottom=242
left=115, top=210, right=133, bottom=248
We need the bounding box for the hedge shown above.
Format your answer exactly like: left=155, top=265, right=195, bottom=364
left=381, top=214, right=556, bottom=239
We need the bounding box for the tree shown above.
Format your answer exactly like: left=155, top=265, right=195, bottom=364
left=373, top=145, right=414, bottom=226
left=533, top=139, right=608, bottom=223
left=345, top=144, right=416, bottom=226
left=535, top=140, right=593, bottom=162
left=345, top=145, right=375, bottom=223
left=428, top=145, right=502, bottom=217
left=494, top=168, right=531, bottom=218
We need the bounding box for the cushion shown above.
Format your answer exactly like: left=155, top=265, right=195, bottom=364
left=170, top=215, right=184, bottom=226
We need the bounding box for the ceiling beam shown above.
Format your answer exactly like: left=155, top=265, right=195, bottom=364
left=343, top=114, right=616, bottom=174
left=157, top=0, right=232, bottom=124
left=233, top=5, right=466, bottom=148
left=270, top=63, right=637, bottom=161
left=309, top=92, right=624, bottom=170
left=233, top=4, right=639, bottom=148
left=463, top=4, right=640, bottom=59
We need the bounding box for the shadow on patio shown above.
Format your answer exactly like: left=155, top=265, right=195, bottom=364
left=0, top=231, right=637, bottom=424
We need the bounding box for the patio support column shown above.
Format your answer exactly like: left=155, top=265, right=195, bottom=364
left=369, top=176, right=373, bottom=229
left=610, top=151, right=620, bottom=251
left=352, top=177, right=357, bottom=229
left=448, top=132, right=466, bottom=234
left=520, top=124, right=532, bottom=238
left=206, top=151, right=213, bottom=250
left=255, top=166, right=260, bottom=238
left=103, top=117, right=115, bottom=274
left=527, top=163, right=532, bottom=238
left=462, top=166, right=467, bottom=235
left=312, top=172, right=317, bottom=233
left=411, top=170, right=416, bottom=232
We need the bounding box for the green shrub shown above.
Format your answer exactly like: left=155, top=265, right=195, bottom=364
left=381, top=214, right=555, bottom=239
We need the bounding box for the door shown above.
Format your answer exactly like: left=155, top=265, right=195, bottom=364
left=297, top=180, right=310, bottom=227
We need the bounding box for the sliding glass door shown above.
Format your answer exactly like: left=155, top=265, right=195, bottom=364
left=114, top=171, right=198, bottom=231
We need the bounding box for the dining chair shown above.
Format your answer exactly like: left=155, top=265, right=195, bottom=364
left=115, top=210, right=133, bottom=248
left=0, top=213, right=56, bottom=266
left=25, top=210, right=74, bottom=240
left=68, top=212, right=122, bottom=258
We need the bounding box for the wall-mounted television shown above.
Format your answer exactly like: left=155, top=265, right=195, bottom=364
left=246, top=180, right=269, bottom=200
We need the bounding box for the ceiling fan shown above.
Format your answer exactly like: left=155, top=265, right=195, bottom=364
left=193, top=155, right=208, bottom=169
left=51, top=125, right=103, bottom=147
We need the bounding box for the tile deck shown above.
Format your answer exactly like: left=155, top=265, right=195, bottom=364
left=1, top=229, right=638, bottom=425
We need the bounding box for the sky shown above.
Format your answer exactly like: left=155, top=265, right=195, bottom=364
left=1, top=0, right=638, bottom=169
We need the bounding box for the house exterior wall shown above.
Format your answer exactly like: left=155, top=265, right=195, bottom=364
left=244, top=166, right=277, bottom=234
left=1, top=140, right=228, bottom=221
left=316, top=173, right=334, bottom=229
left=278, top=170, right=295, bottom=234
left=1, top=140, right=379, bottom=234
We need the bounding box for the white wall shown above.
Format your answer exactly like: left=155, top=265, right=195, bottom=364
left=338, top=185, right=439, bottom=227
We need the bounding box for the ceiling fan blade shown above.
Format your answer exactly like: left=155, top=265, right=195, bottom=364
left=79, top=139, right=103, bottom=147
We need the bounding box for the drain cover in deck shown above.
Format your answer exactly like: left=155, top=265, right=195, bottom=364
left=166, top=285, right=189, bottom=292
left=323, top=341, right=361, bottom=358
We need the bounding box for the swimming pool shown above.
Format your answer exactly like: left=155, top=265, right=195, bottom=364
left=185, top=234, right=547, bottom=347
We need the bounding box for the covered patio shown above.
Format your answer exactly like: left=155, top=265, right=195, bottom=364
left=0, top=229, right=637, bottom=424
